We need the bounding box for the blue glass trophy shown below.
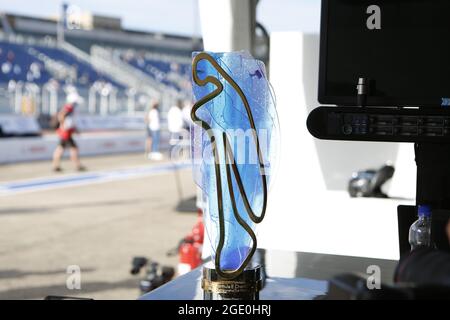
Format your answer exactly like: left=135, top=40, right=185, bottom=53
left=191, top=51, right=279, bottom=299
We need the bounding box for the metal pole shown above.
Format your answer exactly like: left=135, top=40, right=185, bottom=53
left=50, top=86, right=57, bottom=115
left=88, top=85, right=97, bottom=114
left=100, top=92, right=108, bottom=116
left=14, top=82, right=23, bottom=114
left=127, top=93, right=134, bottom=115
left=57, top=4, right=67, bottom=44
left=110, top=88, right=117, bottom=114
left=33, top=84, right=41, bottom=116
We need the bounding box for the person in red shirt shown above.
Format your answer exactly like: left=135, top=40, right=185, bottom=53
left=52, top=92, right=86, bottom=172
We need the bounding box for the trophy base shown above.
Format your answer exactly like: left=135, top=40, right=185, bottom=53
left=201, top=262, right=263, bottom=300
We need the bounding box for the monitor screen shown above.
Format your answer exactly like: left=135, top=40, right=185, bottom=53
left=319, top=0, right=450, bottom=108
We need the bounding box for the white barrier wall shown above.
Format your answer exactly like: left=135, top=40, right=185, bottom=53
left=0, top=132, right=146, bottom=164
left=0, top=113, right=149, bottom=163
left=0, top=114, right=146, bottom=135
left=258, top=32, right=416, bottom=260
left=0, top=114, right=41, bottom=135
left=75, top=114, right=146, bottom=131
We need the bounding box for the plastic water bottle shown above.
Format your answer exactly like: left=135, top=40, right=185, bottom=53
left=408, top=205, right=432, bottom=250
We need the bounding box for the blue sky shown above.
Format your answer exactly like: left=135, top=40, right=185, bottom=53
left=0, top=0, right=321, bottom=36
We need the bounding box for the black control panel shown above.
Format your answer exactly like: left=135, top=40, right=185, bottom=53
left=307, top=107, right=450, bottom=143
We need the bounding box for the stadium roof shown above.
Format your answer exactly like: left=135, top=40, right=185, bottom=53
left=0, top=12, right=202, bottom=55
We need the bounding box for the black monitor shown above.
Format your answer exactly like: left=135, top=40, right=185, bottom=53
left=319, top=0, right=450, bottom=108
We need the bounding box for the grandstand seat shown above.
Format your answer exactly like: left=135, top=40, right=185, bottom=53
left=0, top=41, right=51, bottom=84
left=118, top=50, right=190, bottom=94
left=0, top=40, right=123, bottom=89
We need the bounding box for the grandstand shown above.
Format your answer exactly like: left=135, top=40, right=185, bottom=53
left=0, top=11, right=201, bottom=139
left=0, top=40, right=119, bottom=87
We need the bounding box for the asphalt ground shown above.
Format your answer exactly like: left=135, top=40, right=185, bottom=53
left=0, top=153, right=197, bottom=299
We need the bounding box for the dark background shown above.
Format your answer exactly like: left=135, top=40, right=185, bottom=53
left=320, top=0, right=450, bottom=107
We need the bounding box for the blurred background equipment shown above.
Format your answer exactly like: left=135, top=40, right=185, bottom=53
left=130, top=257, right=175, bottom=295
left=348, top=164, right=395, bottom=198
left=130, top=208, right=203, bottom=295
left=167, top=209, right=204, bottom=275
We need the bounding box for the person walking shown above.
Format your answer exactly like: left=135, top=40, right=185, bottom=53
left=145, top=101, right=162, bottom=160
left=167, top=100, right=184, bottom=143
left=167, top=100, right=186, bottom=159
left=52, top=92, right=86, bottom=172
left=182, top=100, right=193, bottom=131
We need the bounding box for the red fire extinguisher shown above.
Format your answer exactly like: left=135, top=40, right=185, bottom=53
left=177, top=209, right=204, bottom=275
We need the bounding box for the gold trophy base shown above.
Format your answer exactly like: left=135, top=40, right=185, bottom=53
left=201, top=262, right=263, bottom=300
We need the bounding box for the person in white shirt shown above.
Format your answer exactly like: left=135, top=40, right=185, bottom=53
left=182, top=100, right=193, bottom=131
left=145, top=101, right=162, bottom=160
left=167, top=100, right=184, bottom=144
